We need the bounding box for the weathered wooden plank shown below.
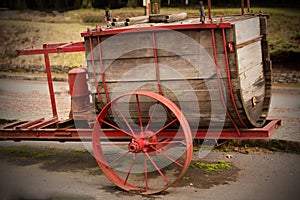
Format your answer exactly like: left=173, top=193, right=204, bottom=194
left=125, top=19, right=149, bottom=26
left=107, top=101, right=225, bottom=116
left=259, top=17, right=267, bottom=35
left=126, top=15, right=149, bottom=23
left=239, top=65, right=264, bottom=91
left=100, top=32, right=154, bottom=60
left=111, top=21, right=126, bottom=27
left=236, top=41, right=263, bottom=74
left=89, top=56, right=226, bottom=83
left=199, top=30, right=213, bottom=55
left=166, top=12, right=188, bottom=22
left=233, top=17, right=260, bottom=45
left=155, top=31, right=200, bottom=56
left=149, top=13, right=187, bottom=23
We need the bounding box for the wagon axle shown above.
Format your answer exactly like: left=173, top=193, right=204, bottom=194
left=128, top=132, right=158, bottom=153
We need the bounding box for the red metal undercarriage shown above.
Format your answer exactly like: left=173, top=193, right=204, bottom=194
left=0, top=118, right=281, bottom=141
left=0, top=22, right=281, bottom=142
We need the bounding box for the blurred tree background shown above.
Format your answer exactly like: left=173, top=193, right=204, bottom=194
left=0, top=0, right=299, bottom=10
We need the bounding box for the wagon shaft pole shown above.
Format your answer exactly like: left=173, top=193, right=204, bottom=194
left=43, top=44, right=57, bottom=118
left=247, top=0, right=251, bottom=13
left=241, top=0, right=245, bottom=15
left=207, top=0, right=211, bottom=20
left=16, top=42, right=85, bottom=119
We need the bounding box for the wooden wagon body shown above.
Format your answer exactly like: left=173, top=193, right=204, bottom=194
left=82, top=15, right=271, bottom=130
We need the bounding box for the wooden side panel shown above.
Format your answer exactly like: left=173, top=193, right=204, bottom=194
left=235, top=26, right=266, bottom=126
left=237, top=41, right=263, bottom=76
left=84, top=16, right=271, bottom=128
left=86, top=32, right=154, bottom=60
left=234, top=17, right=260, bottom=45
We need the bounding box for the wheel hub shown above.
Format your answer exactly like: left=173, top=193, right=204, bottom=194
left=128, top=139, right=144, bottom=153
left=128, top=131, right=158, bottom=153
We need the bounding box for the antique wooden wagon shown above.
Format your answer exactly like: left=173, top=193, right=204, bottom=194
left=0, top=7, right=281, bottom=195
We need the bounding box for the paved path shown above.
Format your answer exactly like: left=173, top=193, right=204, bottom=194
left=269, top=86, right=300, bottom=142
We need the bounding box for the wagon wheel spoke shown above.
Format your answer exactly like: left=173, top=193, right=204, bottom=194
left=124, top=153, right=137, bottom=185
left=92, top=91, right=193, bottom=195
left=147, top=140, right=184, bottom=145
left=153, top=146, right=184, bottom=168
left=147, top=118, right=178, bottom=138
left=143, top=102, right=159, bottom=136
left=135, top=94, right=143, bottom=134
left=99, top=118, right=133, bottom=137
left=101, top=142, right=129, bottom=146
left=106, top=151, right=130, bottom=169
left=145, top=152, right=170, bottom=185
left=144, top=153, right=149, bottom=192
left=112, top=102, right=136, bottom=137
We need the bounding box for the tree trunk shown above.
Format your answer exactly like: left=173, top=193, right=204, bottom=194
left=34, top=0, right=47, bottom=9
left=14, top=0, right=27, bottom=9
left=74, top=0, right=81, bottom=9
left=127, top=0, right=138, bottom=7
left=53, top=0, right=63, bottom=9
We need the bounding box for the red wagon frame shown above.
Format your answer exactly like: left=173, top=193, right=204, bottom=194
left=0, top=17, right=281, bottom=194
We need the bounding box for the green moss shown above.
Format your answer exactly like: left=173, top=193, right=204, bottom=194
left=0, top=146, right=56, bottom=159
left=193, top=146, right=200, bottom=151
left=74, top=149, right=89, bottom=154
left=0, top=118, right=17, bottom=125
left=192, top=160, right=232, bottom=172
left=245, top=149, right=251, bottom=154
left=216, top=139, right=300, bottom=154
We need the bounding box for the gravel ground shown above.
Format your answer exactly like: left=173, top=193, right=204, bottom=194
left=0, top=148, right=299, bottom=200
left=0, top=79, right=70, bottom=120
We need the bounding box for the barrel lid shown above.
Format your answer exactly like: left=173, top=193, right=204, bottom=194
left=68, top=67, right=87, bottom=75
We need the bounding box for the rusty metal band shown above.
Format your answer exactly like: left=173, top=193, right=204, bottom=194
left=43, top=45, right=58, bottom=118
left=151, top=32, right=163, bottom=95
left=97, top=36, right=110, bottom=103
left=208, top=0, right=212, bottom=20
left=211, top=29, right=241, bottom=136
left=150, top=32, right=178, bottom=125
left=81, top=23, right=231, bottom=37
left=88, top=37, right=102, bottom=104
left=17, top=42, right=85, bottom=119
left=221, top=26, right=248, bottom=128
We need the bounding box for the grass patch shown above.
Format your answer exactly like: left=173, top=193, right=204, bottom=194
left=191, top=160, right=232, bottom=173
left=0, top=146, right=56, bottom=159
left=0, top=145, right=99, bottom=172
left=74, top=149, right=89, bottom=154
left=216, top=139, right=300, bottom=154
left=0, top=20, right=86, bottom=69
left=0, top=118, right=17, bottom=125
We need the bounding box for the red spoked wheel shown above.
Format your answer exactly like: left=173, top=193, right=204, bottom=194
left=92, top=91, right=193, bottom=194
